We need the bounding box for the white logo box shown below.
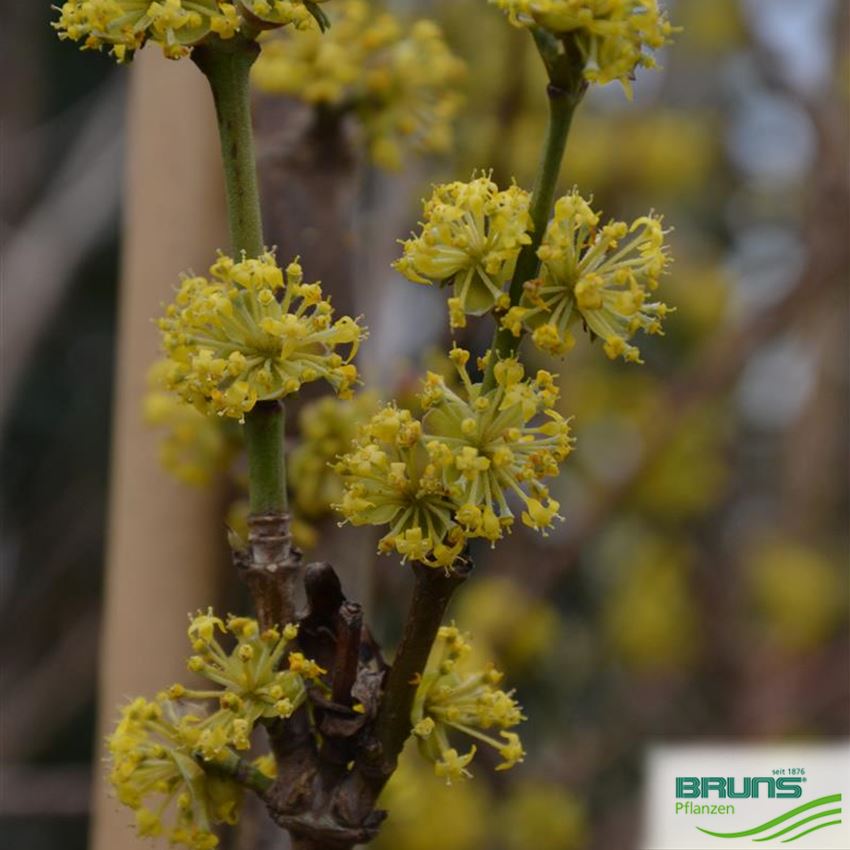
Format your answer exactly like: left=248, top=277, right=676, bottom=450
left=642, top=743, right=850, bottom=850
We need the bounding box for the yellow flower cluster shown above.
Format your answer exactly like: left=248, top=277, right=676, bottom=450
left=393, top=176, right=532, bottom=327
left=288, top=392, right=380, bottom=519
left=52, top=0, right=333, bottom=62
left=504, top=189, right=671, bottom=362
left=158, top=251, right=364, bottom=421
left=422, top=347, right=572, bottom=538
left=603, top=535, right=697, bottom=671
left=174, top=611, right=323, bottom=756
left=333, top=405, right=464, bottom=568
left=144, top=361, right=237, bottom=486
left=491, top=0, right=677, bottom=95
left=107, top=611, right=322, bottom=847
left=747, top=538, right=847, bottom=652
left=253, top=1, right=466, bottom=170
left=411, top=626, right=525, bottom=784
left=108, top=697, right=243, bottom=849
left=334, top=349, right=572, bottom=567
left=499, top=781, right=587, bottom=850
left=52, top=0, right=243, bottom=62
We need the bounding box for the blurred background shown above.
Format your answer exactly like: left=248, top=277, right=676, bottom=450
left=1, top=1, right=848, bottom=849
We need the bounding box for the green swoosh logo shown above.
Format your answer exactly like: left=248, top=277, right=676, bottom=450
left=755, top=808, right=842, bottom=842
left=697, top=794, right=842, bottom=839
left=782, top=820, right=843, bottom=843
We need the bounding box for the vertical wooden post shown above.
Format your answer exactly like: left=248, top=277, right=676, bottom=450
left=90, top=49, right=228, bottom=850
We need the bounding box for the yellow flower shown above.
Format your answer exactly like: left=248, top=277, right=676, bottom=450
left=498, top=781, right=587, bottom=850
left=434, top=747, right=477, bottom=784
left=603, top=535, right=698, bottom=670
left=253, top=1, right=466, bottom=169
left=455, top=576, right=561, bottom=670
left=363, top=19, right=466, bottom=169
left=747, top=538, right=847, bottom=651
left=158, top=252, right=365, bottom=421
left=253, top=753, right=278, bottom=779
left=52, top=0, right=243, bottom=62
left=376, top=751, right=489, bottom=850
left=333, top=405, right=465, bottom=568
left=517, top=189, right=671, bottom=362
left=107, top=696, right=243, bottom=849
left=144, top=361, right=237, bottom=486
left=421, top=349, right=572, bottom=540
left=393, top=176, right=532, bottom=327
left=411, top=626, right=525, bottom=783
left=288, top=392, right=380, bottom=519
left=288, top=651, right=327, bottom=680
left=175, top=611, right=316, bottom=757
left=491, top=0, right=677, bottom=96
left=334, top=348, right=572, bottom=562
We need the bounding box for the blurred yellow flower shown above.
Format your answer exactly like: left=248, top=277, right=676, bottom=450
left=253, top=1, right=466, bottom=169
left=454, top=576, right=562, bottom=670
left=241, top=0, right=325, bottom=30
left=747, top=539, right=847, bottom=651
left=634, top=407, right=729, bottom=521
left=676, top=0, right=744, bottom=54
left=289, top=392, right=380, bottom=519
left=144, top=361, right=237, bottom=486
left=376, top=750, right=489, bottom=850
left=499, top=780, right=587, bottom=850
left=567, top=111, right=717, bottom=196
left=603, top=535, right=698, bottom=670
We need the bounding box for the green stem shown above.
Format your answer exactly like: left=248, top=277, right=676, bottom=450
left=244, top=400, right=287, bottom=514
left=193, top=39, right=264, bottom=258
left=205, top=748, right=274, bottom=796
left=483, top=87, right=577, bottom=388
left=194, top=39, right=287, bottom=515
left=508, top=86, right=577, bottom=307
left=482, top=40, right=585, bottom=389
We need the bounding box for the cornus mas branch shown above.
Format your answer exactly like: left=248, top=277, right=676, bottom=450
left=52, top=3, right=680, bottom=848
left=193, top=40, right=296, bottom=633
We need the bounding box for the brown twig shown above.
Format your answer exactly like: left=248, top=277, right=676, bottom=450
left=234, top=512, right=301, bottom=631
left=372, top=561, right=472, bottom=769
left=256, top=559, right=471, bottom=850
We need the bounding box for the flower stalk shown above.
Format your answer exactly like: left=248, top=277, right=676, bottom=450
left=244, top=400, right=287, bottom=514
left=193, top=39, right=264, bottom=259
left=484, top=30, right=586, bottom=388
